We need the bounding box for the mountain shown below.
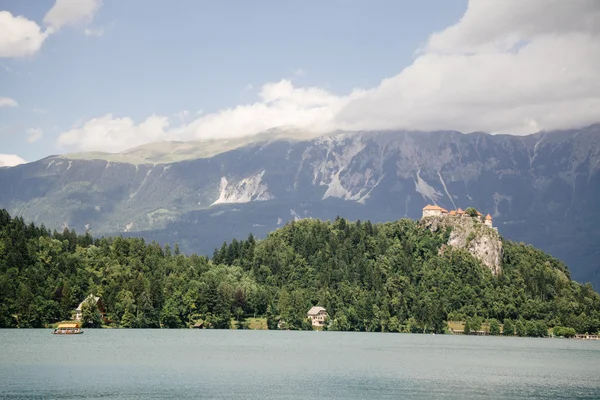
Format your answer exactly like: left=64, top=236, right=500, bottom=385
left=1, top=124, right=599, bottom=287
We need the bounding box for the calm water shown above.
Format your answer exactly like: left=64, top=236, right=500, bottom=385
left=1, top=330, right=599, bottom=399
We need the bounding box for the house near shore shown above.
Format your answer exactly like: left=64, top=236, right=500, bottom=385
left=75, top=294, right=106, bottom=321
left=193, top=321, right=204, bottom=329
left=307, top=306, right=328, bottom=327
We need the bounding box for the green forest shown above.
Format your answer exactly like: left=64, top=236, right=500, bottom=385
left=1, top=208, right=599, bottom=336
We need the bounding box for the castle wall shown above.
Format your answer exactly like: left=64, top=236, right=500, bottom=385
left=423, top=209, right=442, bottom=217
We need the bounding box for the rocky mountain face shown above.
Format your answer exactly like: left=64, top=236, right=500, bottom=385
left=421, top=215, right=503, bottom=275
left=1, top=124, right=599, bottom=287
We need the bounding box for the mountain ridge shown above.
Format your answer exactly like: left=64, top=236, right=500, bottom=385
left=1, top=124, right=599, bottom=287
left=32, top=122, right=600, bottom=167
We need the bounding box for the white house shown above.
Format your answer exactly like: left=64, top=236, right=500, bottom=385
left=422, top=204, right=448, bottom=218
left=307, top=306, right=328, bottom=327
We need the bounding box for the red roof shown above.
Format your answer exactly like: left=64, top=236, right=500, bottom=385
left=485, top=214, right=493, bottom=220
left=423, top=204, right=445, bottom=211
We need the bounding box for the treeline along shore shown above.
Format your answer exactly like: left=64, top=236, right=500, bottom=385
left=1, top=209, right=599, bottom=337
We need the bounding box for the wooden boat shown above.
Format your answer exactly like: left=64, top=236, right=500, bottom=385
left=52, top=323, right=83, bottom=334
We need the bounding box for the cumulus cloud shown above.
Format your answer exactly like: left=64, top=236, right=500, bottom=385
left=44, top=0, right=102, bottom=32
left=56, top=0, right=600, bottom=153
left=336, top=0, right=600, bottom=134
left=57, top=81, right=364, bottom=153
left=26, top=128, right=43, bottom=143
left=0, top=97, right=18, bottom=107
left=173, top=80, right=364, bottom=141
left=0, top=0, right=101, bottom=59
left=0, top=154, right=26, bottom=167
left=57, top=114, right=170, bottom=153
left=0, top=12, right=49, bottom=58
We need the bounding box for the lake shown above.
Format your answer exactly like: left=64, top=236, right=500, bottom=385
left=1, top=330, right=599, bottom=399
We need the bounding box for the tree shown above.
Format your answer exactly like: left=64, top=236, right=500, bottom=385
left=553, top=326, right=576, bottom=338
left=489, top=319, right=500, bottom=335
left=1, top=208, right=600, bottom=336
left=503, top=319, right=515, bottom=336
left=464, top=319, right=471, bottom=335
left=81, top=298, right=102, bottom=328
left=525, top=320, right=538, bottom=337
left=60, top=281, right=75, bottom=320
left=465, top=207, right=479, bottom=218
left=534, top=321, right=548, bottom=337
left=330, top=312, right=350, bottom=331
left=516, top=320, right=527, bottom=337
left=266, top=303, right=279, bottom=330
left=160, top=298, right=183, bottom=328
left=120, top=309, right=136, bottom=328
left=470, top=316, right=483, bottom=332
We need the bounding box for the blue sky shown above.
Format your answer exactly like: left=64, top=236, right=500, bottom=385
left=1, top=0, right=599, bottom=165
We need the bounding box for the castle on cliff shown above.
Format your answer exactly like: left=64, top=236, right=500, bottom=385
left=422, top=204, right=493, bottom=228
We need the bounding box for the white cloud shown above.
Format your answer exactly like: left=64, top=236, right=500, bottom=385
left=0, top=0, right=101, bottom=59
left=84, top=27, right=104, bottom=37
left=0, top=11, right=49, bottom=58
left=334, top=0, right=600, bottom=134
left=57, top=81, right=364, bottom=153
left=0, top=97, right=18, bottom=108
left=44, top=0, right=102, bottom=32
left=57, top=114, right=170, bottom=153
left=56, top=0, right=600, bottom=153
left=173, top=79, right=363, bottom=141
left=26, top=128, right=43, bottom=143
left=0, top=154, right=26, bottom=167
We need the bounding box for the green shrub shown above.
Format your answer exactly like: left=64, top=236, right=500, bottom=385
left=503, top=319, right=515, bottom=336
left=553, top=326, right=576, bottom=338
left=465, top=207, right=479, bottom=218
left=466, top=231, right=476, bottom=245
left=516, top=320, right=527, bottom=337
left=489, top=319, right=501, bottom=335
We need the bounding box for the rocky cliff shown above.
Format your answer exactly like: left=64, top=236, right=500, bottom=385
left=0, top=124, right=599, bottom=287
left=421, top=215, right=503, bottom=275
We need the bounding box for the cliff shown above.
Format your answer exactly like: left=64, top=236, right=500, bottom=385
left=420, top=215, right=503, bottom=275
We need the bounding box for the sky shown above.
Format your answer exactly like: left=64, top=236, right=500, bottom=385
left=1, top=0, right=599, bottom=167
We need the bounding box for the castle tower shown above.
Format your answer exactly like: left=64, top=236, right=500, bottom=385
left=485, top=214, right=493, bottom=227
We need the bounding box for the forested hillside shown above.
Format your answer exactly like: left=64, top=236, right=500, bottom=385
left=1, top=209, right=599, bottom=335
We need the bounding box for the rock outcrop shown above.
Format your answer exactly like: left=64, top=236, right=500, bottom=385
left=421, top=215, right=503, bottom=275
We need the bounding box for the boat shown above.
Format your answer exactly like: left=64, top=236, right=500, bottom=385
left=52, top=323, right=83, bottom=334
